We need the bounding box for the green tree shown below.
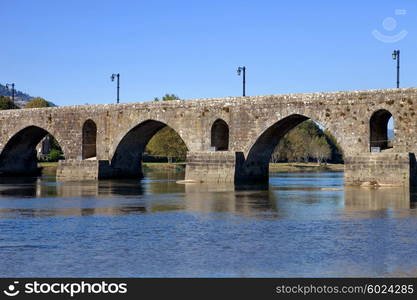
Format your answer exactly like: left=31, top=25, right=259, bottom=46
left=153, top=94, right=179, bottom=102
left=286, top=132, right=309, bottom=162
left=47, top=149, right=63, bottom=162
left=324, top=130, right=344, bottom=163
left=146, top=127, right=188, bottom=161
left=0, top=96, right=19, bottom=110
left=310, top=136, right=331, bottom=165
left=24, top=97, right=50, bottom=108
left=146, top=94, right=188, bottom=162
left=271, top=120, right=340, bottom=164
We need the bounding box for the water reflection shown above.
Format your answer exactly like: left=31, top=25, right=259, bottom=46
left=2, top=169, right=417, bottom=277
left=344, top=186, right=414, bottom=211
left=184, top=183, right=277, bottom=213
left=0, top=169, right=415, bottom=219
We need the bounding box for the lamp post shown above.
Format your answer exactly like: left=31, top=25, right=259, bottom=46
left=392, top=50, right=400, bottom=88
left=237, top=66, right=246, bottom=96
left=111, top=73, right=120, bottom=103
left=5, top=83, right=15, bottom=103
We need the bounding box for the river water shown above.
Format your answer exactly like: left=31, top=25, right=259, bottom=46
left=0, top=167, right=416, bottom=277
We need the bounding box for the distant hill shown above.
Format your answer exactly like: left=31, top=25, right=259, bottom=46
left=0, top=84, right=56, bottom=107
left=0, top=83, right=33, bottom=107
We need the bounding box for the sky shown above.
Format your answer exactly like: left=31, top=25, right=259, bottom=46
left=1, top=0, right=416, bottom=106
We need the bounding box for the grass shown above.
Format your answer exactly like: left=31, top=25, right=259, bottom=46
left=38, top=162, right=59, bottom=167
left=142, top=162, right=186, bottom=169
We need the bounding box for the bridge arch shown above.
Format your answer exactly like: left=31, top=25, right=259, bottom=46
left=369, top=109, right=394, bottom=151
left=243, top=114, right=342, bottom=181
left=211, top=119, right=229, bottom=151
left=110, top=119, right=189, bottom=178
left=82, top=119, right=97, bottom=159
left=0, top=125, right=66, bottom=175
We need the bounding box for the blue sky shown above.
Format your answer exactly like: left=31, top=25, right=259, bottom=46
left=1, top=0, right=416, bottom=106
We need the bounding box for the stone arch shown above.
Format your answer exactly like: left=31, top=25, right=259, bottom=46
left=0, top=125, right=66, bottom=176
left=370, top=109, right=394, bottom=151
left=211, top=119, right=229, bottom=151
left=82, top=119, right=97, bottom=159
left=242, top=114, right=341, bottom=182
left=110, top=119, right=189, bottom=178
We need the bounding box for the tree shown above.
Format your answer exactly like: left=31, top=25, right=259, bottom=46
left=270, top=120, right=340, bottom=164
left=0, top=96, right=19, bottom=110
left=146, top=127, right=188, bottom=161
left=310, top=136, right=331, bottom=165
left=272, top=120, right=321, bottom=163
left=24, top=97, right=50, bottom=108
left=145, top=94, right=188, bottom=162
left=286, top=132, right=308, bottom=162
left=154, top=94, right=179, bottom=102
left=324, top=130, right=344, bottom=163
left=47, top=149, right=63, bottom=162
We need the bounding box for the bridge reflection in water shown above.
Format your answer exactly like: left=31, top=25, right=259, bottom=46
left=344, top=186, right=416, bottom=211
left=0, top=169, right=415, bottom=219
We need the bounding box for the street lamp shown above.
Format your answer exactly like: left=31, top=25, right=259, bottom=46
left=392, top=50, right=400, bottom=88
left=5, top=83, right=15, bottom=103
left=110, top=73, right=120, bottom=103
left=237, top=66, right=246, bottom=97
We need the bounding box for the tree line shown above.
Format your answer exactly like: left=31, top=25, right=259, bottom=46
left=271, top=120, right=343, bottom=164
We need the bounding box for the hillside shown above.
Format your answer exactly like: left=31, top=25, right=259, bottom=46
left=0, top=84, right=34, bottom=107
left=0, top=84, right=56, bottom=108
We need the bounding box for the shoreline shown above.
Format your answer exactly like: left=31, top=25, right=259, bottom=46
left=269, top=163, right=344, bottom=173
left=38, top=162, right=344, bottom=173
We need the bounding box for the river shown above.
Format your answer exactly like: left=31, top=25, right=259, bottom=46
left=0, top=167, right=416, bottom=277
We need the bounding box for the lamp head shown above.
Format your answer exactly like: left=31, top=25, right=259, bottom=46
left=392, top=50, right=398, bottom=60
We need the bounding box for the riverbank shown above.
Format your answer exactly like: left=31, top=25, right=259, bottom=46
left=142, top=162, right=186, bottom=170
left=38, top=162, right=344, bottom=173
left=38, top=162, right=59, bottom=167
left=269, top=163, right=344, bottom=172
left=38, top=162, right=187, bottom=170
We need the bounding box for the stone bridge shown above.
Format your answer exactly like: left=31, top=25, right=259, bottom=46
left=0, top=88, right=416, bottom=188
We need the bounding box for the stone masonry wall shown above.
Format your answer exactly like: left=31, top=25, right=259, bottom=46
left=57, top=160, right=100, bottom=181
left=344, top=153, right=416, bottom=187
left=185, top=151, right=243, bottom=183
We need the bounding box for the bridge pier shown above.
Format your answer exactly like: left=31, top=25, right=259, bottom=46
left=55, top=152, right=417, bottom=190
left=56, top=158, right=146, bottom=181
left=56, top=160, right=115, bottom=181
left=186, top=151, right=417, bottom=188
left=185, top=151, right=244, bottom=183
left=185, top=151, right=269, bottom=183
left=344, top=153, right=417, bottom=188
